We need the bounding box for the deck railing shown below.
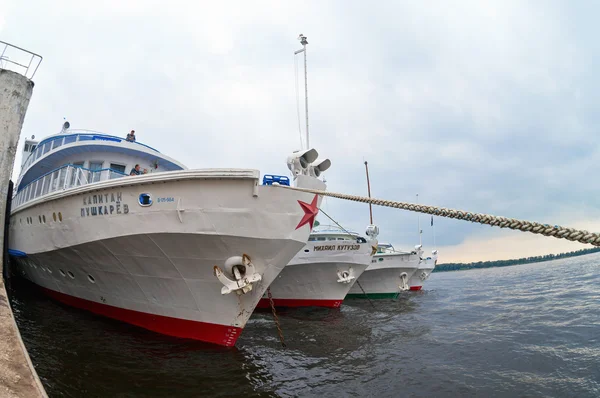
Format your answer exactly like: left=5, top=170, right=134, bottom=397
left=0, top=40, right=42, bottom=79
left=13, top=164, right=128, bottom=209
left=21, top=130, right=160, bottom=172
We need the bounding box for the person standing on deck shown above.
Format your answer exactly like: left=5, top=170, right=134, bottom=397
left=126, top=130, right=136, bottom=142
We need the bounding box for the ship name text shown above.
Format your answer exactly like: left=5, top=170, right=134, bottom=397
left=81, top=191, right=129, bottom=217
left=314, top=244, right=361, bottom=251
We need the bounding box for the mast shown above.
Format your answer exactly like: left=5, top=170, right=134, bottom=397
left=364, top=161, right=373, bottom=224
left=295, top=34, right=309, bottom=149
left=416, top=193, right=422, bottom=246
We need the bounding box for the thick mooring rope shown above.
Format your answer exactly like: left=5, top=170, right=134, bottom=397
left=282, top=186, right=600, bottom=247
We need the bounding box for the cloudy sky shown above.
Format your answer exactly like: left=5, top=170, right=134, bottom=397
left=2, top=0, right=599, bottom=262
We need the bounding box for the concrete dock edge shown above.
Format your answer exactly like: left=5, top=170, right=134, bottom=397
left=1, top=68, right=48, bottom=397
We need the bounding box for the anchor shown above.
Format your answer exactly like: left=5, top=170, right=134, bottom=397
left=336, top=268, right=355, bottom=284
left=399, top=272, right=409, bottom=291
left=214, top=254, right=262, bottom=295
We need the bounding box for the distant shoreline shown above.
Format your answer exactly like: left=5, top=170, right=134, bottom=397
left=433, top=247, right=600, bottom=273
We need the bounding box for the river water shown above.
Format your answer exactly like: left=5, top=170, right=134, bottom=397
left=9, top=253, right=600, bottom=397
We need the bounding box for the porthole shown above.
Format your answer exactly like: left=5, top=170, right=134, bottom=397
left=87, top=275, right=96, bottom=283
left=38, top=215, right=42, bottom=223
left=378, top=258, right=384, bottom=262
left=19, top=218, right=22, bottom=224
left=47, top=268, right=52, bottom=274
left=58, top=212, right=62, bottom=222
left=53, top=213, right=57, bottom=222
left=42, top=215, right=46, bottom=223
left=138, top=193, right=152, bottom=207
left=304, top=249, right=310, bottom=252
left=59, top=269, right=66, bottom=277
left=67, top=271, right=75, bottom=279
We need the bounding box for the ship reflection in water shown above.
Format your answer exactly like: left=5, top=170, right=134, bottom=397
left=10, top=253, right=600, bottom=398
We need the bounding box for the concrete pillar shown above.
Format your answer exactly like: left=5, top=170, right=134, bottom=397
left=0, top=69, right=33, bottom=208
left=0, top=68, right=47, bottom=397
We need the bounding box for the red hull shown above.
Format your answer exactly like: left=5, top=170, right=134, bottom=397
left=41, top=287, right=242, bottom=347
left=257, top=298, right=342, bottom=308
left=409, top=286, right=422, bottom=291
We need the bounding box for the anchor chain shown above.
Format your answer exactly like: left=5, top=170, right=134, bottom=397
left=355, top=280, right=375, bottom=308
left=281, top=186, right=600, bottom=247
left=267, top=287, right=286, bottom=348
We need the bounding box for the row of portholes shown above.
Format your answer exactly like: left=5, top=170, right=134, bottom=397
left=27, top=261, right=95, bottom=283
left=22, top=212, right=63, bottom=225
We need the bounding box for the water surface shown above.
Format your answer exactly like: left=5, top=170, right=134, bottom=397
left=10, top=253, right=600, bottom=397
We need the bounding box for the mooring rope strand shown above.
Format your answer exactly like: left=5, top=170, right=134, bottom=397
left=281, top=186, right=600, bottom=247
left=267, top=287, right=286, bottom=348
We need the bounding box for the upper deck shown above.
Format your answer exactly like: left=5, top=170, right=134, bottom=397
left=376, top=243, right=412, bottom=255
left=307, top=225, right=367, bottom=243
left=13, top=128, right=187, bottom=210
left=16, top=129, right=186, bottom=192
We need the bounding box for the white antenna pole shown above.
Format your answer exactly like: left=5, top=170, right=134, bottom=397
left=417, top=193, right=422, bottom=246
left=295, top=34, right=309, bottom=149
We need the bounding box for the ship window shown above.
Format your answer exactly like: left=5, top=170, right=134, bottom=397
left=34, top=180, right=43, bottom=198
left=53, top=213, right=57, bottom=222
left=52, top=136, right=64, bottom=149
left=308, top=237, right=316, bottom=241
left=42, top=215, right=46, bottom=223
left=24, top=143, right=30, bottom=151
left=67, top=271, right=75, bottom=279
left=317, top=237, right=326, bottom=241
left=58, top=167, right=66, bottom=189
left=38, top=215, right=42, bottom=223
left=31, top=144, right=37, bottom=151
left=89, top=161, right=103, bottom=183
left=109, top=163, right=126, bottom=178
left=51, top=170, right=60, bottom=192
left=42, top=142, right=51, bottom=155
left=87, top=275, right=95, bottom=283
left=63, top=136, right=76, bottom=145
left=59, top=269, right=66, bottom=277
left=58, top=212, right=62, bottom=222
left=41, top=175, right=50, bottom=196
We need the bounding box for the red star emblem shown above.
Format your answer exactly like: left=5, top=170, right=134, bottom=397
left=295, top=194, right=319, bottom=230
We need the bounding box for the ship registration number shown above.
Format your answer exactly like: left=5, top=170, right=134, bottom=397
left=157, top=197, right=175, bottom=203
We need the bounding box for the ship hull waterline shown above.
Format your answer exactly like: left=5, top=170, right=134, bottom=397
left=345, top=266, right=418, bottom=299
left=257, top=261, right=370, bottom=309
